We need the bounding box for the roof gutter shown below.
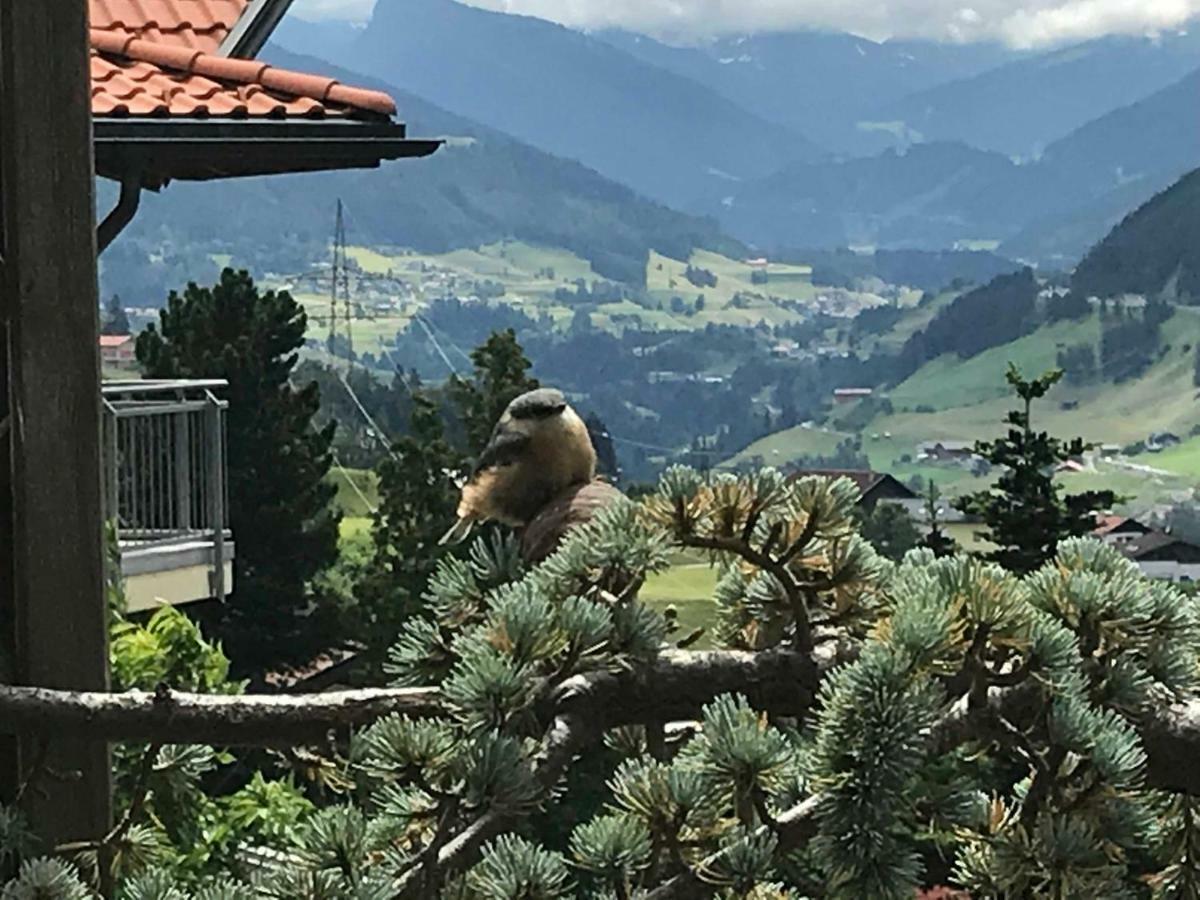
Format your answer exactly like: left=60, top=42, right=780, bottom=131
left=218, top=0, right=297, bottom=58
left=97, top=170, right=142, bottom=254
left=93, top=119, right=442, bottom=186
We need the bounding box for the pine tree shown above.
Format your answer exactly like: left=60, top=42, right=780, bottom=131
left=100, top=293, right=131, bottom=336
left=585, top=413, right=620, bottom=482
left=7, top=466, right=1200, bottom=898
left=358, top=394, right=464, bottom=665
left=856, top=501, right=921, bottom=562
left=921, top=482, right=957, bottom=558
left=954, top=365, right=1116, bottom=575
left=135, top=269, right=340, bottom=671
left=448, top=329, right=539, bottom=452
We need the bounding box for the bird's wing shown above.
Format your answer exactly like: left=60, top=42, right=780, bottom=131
left=470, top=426, right=532, bottom=477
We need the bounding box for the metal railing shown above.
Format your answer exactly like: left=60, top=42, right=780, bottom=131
left=101, top=380, right=230, bottom=600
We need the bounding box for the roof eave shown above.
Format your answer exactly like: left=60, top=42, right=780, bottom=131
left=93, top=118, right=441, bottom=186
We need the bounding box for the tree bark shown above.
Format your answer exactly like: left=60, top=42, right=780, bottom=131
left=2, top=648, right=1200, bottom=797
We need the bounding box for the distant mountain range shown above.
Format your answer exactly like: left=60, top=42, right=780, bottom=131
left=276, top=0, right=821, bottom=209
left=596, top=29, right=1019, bottom=155
left=877, top=29, right=1200, bottom=158
left=698, top=64, right=1200, bottom=262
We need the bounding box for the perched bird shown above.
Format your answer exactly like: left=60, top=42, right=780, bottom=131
left=440, top=388, right=597, bottom=546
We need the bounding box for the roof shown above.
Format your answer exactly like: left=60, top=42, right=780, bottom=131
left=98, top=334, right=134, bottom=347
left=1122, top=531, right=1200, bottom=560
left=789, top=469, right=918, bottom=501
left=91, top=0, right=249, bottom=52
left=90, top=30, right=395, bottom=120
left=1094, top=515, right=1153, bottom=536
left=86, top=0, right=440, bottom=188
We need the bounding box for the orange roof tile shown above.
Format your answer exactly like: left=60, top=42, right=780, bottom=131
left=90, top=0, right=249, bottom=53
left=89, top=29, right=396, bottom=120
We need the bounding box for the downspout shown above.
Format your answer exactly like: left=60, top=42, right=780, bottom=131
left=97, top=171, right=141, bottom=254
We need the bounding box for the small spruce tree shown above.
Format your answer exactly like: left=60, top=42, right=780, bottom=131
left=922, top=482, right=958, bottom=558
left=955, top=365, right=1116, bottom=575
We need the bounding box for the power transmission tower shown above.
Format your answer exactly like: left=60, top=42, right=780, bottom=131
left=328, top=198, right=353, bottom=358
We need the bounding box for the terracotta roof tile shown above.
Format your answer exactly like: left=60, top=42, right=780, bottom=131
left=89, top=29, right=396, bottom=120
left=90, top=0, right=249, bottom=53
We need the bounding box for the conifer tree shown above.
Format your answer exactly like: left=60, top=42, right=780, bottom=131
left=448, top=328, right=539, bottom=452
left=6, top=466, right=1200, bottom=897
left=136, top=269, right=340, bottom=671
left=922, top=482, right=958, bottom=558
left=100, top=294, right=131, bottom=336
left=358, top=394, right=464, bottom=664
left=955, top=365, right=1115, bottom=575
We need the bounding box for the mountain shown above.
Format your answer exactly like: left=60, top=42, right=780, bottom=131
left=698, top=63, right=1200, bottom=259
left=598, top=29, right=1018, bottom=154
left=877, top=29, right=1200, bottom=158
left=99, top=48, right=745, bottom=304
left=694, top=141, right=1017, bottom=250
left=274, top=0, right=822, bottom=210
left=1071, top=168, right=1200, bottom=301
left=997, top=65, right=1200, bottom=263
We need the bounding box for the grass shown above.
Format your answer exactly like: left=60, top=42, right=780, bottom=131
left=642, top=561, right=720, bottom=650
left=723, top=424, right=853, bottom=470
left=328, top=468, right=380, bottom=519
left=889, top=316, right=1103, bottom=413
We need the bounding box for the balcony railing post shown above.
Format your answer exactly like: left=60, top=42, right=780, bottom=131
left=206, top=393, right=227, bottom=602
left=174, top=410, right=191, bottom=532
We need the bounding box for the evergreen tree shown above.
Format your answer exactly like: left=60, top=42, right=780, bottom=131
left=954, top=365, right=1116, bottom=575
left=135, top=269, right=340, bottom=671
left=448, top=328, right=539, bottom=452
left=584, top=413, right=620, bottom=482
left=856, top=501, right=921, bottom=562
left=100, top=293, right=131, bottom=335
left=10, top=466, right=1200, bottom=898
left=358, top=395, right=464, bottom=666
left=921, top=482, right=957, bottom=558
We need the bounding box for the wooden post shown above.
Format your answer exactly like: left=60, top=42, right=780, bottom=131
left=0, top=1, right=113, bottom=845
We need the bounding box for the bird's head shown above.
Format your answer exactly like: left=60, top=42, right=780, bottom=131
left=505, top=388, right=568, bottom=422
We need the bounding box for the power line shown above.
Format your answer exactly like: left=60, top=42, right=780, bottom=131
left=412, top=314, right=459, bottom=376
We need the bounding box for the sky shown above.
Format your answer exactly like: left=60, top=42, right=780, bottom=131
left=290, top=0, right=1199, bottom=48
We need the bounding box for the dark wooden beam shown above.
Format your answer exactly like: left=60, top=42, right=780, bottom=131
left=0, top=1, right=112, bottom=845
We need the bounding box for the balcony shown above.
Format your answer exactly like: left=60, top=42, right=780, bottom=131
left=102, top=380, right=234, bottom=612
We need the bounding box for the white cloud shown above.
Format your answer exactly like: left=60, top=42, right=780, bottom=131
left=291, top=0, right=1200, bottom=47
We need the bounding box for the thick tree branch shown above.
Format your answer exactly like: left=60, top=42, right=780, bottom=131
left=3, top=649, right=1200, bottom=797
left=0, top=684, right=444, bottom=746
left=0, top=649, right=835, bottom=747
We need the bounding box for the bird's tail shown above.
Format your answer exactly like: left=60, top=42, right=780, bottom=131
left=439, top=517, right=476, bottom=547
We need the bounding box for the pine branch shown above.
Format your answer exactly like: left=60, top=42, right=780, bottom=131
left=394, top=712, right=600, bottom=899
left=643, top=795, right=822, bottom=900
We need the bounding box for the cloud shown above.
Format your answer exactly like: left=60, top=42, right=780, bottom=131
left=291, top=0, right=1200, bottom=47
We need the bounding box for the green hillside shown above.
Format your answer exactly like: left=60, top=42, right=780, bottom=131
left=730, top=304, right=1200, bottom=511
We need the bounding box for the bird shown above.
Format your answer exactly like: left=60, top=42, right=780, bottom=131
left=439, top=387, right=597, bottom=546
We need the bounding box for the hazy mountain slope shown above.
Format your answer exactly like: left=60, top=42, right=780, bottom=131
left=274, top=0, right=822, bottom=209
left=1071, top=168, right=1200, bottom=300
left=700, top=62, right=1200, bottom=257
left=100, top=49, right=745, bottom=302
left=878, top=30, right=1200, bottom=157
left=696, top=141, right=1017, bottom=250
left=599, top=28, right=1017, bottom=154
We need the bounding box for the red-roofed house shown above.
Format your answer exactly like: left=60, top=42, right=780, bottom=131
left=789, top=469, right=918, bottom=513
left=83, top=1, right=441, bottom=611
left=99, top=333, right=135, bottom=364
left=1093, top=515, right=1154, bottom=548
left=88, top=0, right=440, bottom=249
